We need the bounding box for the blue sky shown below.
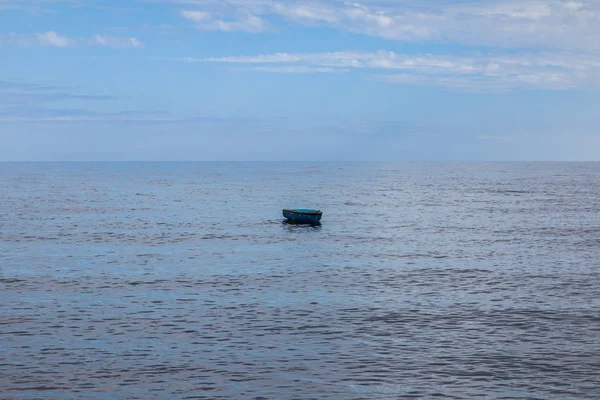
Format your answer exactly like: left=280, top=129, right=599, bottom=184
left=1, top=0, right=600, bottom=161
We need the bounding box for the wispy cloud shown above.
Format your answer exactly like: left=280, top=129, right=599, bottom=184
left=0, top=0, right=58, bottom=14
left=272, top=3, right=340, bottom=23
left=0, top=91, right=114, bottom=105
left=0, top=31, right=144, bottom=48
left=235, top=66, right=348, bottom=73
left=0, top=80, right=61, bottom=91
left=0, top=108, right=179, bottom=123
left=0, top=31, right=72, bottom=47
left=0, top=80, right=254, bottom=124
left=375, top=72, right=572, bottom=92
left=181, top=9, right=269, bottom=33
left=205, top=51, right=475, bottom=71
left=6, top=0, right=600, bottom=51
left=37, top=31, right=71, bottom=47
left=0, top=79, right=119, bottom=125
left=199, top=50, right=600, bottom=91
left=0, top=86, right=116, bottom=128
left=172, top=0, right=600, bottom=51
left=93, top=35, right=144, bottom=49
left=0, top=106, right=257, bottom=124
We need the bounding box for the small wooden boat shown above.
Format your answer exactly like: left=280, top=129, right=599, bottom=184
left=282, top=209, right=323, bottom=224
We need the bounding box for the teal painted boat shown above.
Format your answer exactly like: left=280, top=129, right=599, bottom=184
left=282, top=209, right=323, bottom=224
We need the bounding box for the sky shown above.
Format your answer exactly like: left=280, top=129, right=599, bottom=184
left=1, top=0, right=600, bottom=161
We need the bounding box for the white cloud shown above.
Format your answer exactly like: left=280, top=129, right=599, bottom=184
left=205, top=53, right=306, bottom=63
left=199, top=49, right=600, bottom=91
left=339, top=5, right=441, bottom=41
left=180, top=10, right=212, bottom=22
left=0, top=31, right=144, bottom=49
left=181, top=9, right=269, bottom=33
left=272, top=3, right=339, bottom=23
left=235, top=66, right=348, bottom=73
left=0, top=31, right=72, bottom=47
left=7, top=0, right=600, bottom=51
left=36, top=31, right=70, bottom=47
left=172, top=0, right=600, bottom=51
left=206, top=51, right=479, bottom=72
left=467, top=1, right=554, bottom=19
left=93, top=35, right=144, bottom=49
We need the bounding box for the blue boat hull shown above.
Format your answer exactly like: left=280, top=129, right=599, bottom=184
left=283, top=209, right=322, bottom=224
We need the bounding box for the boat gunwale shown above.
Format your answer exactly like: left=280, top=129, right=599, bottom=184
left=282, top=209, right=323, bottom=216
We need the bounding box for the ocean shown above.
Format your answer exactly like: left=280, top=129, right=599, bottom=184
left=1, top=162, right=599, bottom=399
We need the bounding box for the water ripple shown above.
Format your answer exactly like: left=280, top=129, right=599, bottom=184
left=1, top=162, right=600, bottom=399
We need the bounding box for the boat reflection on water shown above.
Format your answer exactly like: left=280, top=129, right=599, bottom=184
left=281, top=219, right=322, bottom=229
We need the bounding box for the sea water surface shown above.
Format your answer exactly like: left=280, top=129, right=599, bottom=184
left=1, top=162, right=599, bottom=399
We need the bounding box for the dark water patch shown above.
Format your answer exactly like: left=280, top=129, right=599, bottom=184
left=0, top=278, right=27, bottom=284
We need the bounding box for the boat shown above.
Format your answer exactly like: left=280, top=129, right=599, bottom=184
left=282, top=209, right=323, bottom=224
